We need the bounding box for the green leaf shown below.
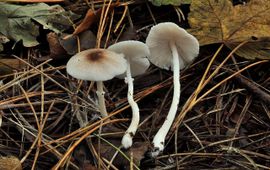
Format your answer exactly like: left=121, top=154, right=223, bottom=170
left=149, top=0, right=191, bottom=6
left=0, top=2, right=79, bottom=47
left=188, top=0, right=270, bottom=59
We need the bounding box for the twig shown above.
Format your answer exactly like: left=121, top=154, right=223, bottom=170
left=222, top=67, right=270, bottom=105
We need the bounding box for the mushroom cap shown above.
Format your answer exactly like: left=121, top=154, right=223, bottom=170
left=66, top=48, right=127, bottom=81
left=146, top=22, right=199, bottom=70
left=108, top=40, right=150, bottom=78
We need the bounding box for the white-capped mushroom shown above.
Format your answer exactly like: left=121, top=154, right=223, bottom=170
left=146, top=22, right=199, bottom=156
left=108, top=40, right=150, bottom=148
left=66, top=48, right=127, bottom=117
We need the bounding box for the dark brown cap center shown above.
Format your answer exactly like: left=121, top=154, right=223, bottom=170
left=86, top=50, right=104, bottom=62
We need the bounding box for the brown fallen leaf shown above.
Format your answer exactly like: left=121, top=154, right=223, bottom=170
left=118, top=26, right=138, bottom=42
left=91, top=124, right=149, bottom=169
left=227, top=39, right=270, bottom=60
left=73, top=144, right=99, bottom=170
left=72, top=2, right=120, bottom=36
left=71, top=8, right=99, bottom=36
left=46, top=32, right=67, bottom=60
left=188, top=0, right=270, bottom=59
left=59, top=30, right=96, bottom=55
left=0, top=156, right=22, bottom=170
left=0, top=58, right=27, bottom=75
left=95, top=140, right=149, bottom=169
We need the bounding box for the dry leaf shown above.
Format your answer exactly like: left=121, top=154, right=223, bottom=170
left=95, top=140, right=149, bottom=169
left=73, top=144, right=99, bottom=170
left=0, top=156, right=22, bottom=170
left=72, top=3, right=119, bottom=36
left=72, top=8, right=99, bottom=36
left=118, top=26, right=138, bottom=42
left=0, top=58, right=27, bottom=75
left=46, top=32, right=67, bottom=60
left=59, top=30, right=96, bottom=55
left=188, top=0, right=270, bottom=59
left=227, top=39, right=270, bottom=60
left=92, top=124, right=149, bottom=169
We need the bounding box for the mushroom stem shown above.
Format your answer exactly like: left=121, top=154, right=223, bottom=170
left=96, top=81, right=108, bottom=117
left=121, top=61, right=140, bottom=149
left=152, top=41, right=180, bottom=156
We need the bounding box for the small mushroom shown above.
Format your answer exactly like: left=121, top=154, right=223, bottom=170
left=66, top=48, right=127, bottom=117
left=108, top=40, right=150, bottom=148
left=146, top=22, right=199, bottom=156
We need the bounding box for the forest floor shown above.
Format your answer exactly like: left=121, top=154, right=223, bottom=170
left=0, top=0, right=269, bottom=169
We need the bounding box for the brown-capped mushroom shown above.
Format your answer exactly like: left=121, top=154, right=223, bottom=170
left=66, top=48, right=127, bottom=117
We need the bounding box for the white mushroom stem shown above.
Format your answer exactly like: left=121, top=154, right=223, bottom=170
left=121, top=60, right=140, bottom=149
left=96, top=81, right=108, bottom=117
left=152, top=41, right=180, bottom=156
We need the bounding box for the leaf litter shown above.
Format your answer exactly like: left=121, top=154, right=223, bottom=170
left=0, top=0, right=269, bottom=169
left=188, top=0, right=270, bottom=59
left=0, top=2, right=79, bottom=48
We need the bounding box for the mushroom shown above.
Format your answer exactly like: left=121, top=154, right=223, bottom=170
left=146, top=22, right=199, bottom=156
left=108, top=40, right=150, bottom=148
left=66, top=48, right=127, bottom=117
